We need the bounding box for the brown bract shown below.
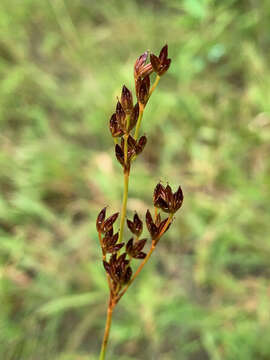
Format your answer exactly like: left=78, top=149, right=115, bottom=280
left=121, top=85, right=133, bottom=115
left=136, top=75, right=150, bottom=105
left=102, top=230, right=124, bottom=254
left=126, top=238, right=147, bottom=259
left=96, top=208, right=119, bottom=233
left=127, top=213, right=143, bottom=237
left=145, top=209, right=171, bottom=242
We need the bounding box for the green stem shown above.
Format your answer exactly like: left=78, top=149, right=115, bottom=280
left=134, top=103, right=145, bottom=141
left=99, top=299, right=115, bottom=360
left=149, top=75, right=160, bottom=98
left=118, top=171, right=129, bottom=244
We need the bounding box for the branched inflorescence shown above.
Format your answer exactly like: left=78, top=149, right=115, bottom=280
left=97, top=45, right=184, bottom=360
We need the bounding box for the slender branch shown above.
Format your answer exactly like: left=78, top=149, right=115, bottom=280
left=118, top=170, right=129, bottom=244
left=118, top=114, right=131, bottom=244
left=116, top=214, right=173, bottom=302
left=149, top=75, right=160, bottom=98
left=134, top=103, right=145, bottom=140
left=99, top=298, right=115, bottom=360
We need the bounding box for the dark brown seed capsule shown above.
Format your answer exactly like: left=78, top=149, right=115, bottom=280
left=115, top=144, right=124, bottom=167
left=126, top=238, right=134, bottom=253
left=127, top=135, right=137, bottom=148
left=103, top=261, right=111, bottom=274
left=116, top=100, right=126, bottom=130
left=96, top=207, right=106, bottom=232
left=150, top=53, right=160, bottom=73
left=127, top=212, right=143, bottom=236
left=145, top=210, right=158, bottom=239
left=109, top=113, right=124, bottom=138
left=128, top=102, right=139, bottom=131
left=134, top=51, right=148, bottom=78
left=133, top=238, right=147, bottom=252
left=174, top=186, right=184, bottom=211
left=133, top=213, right=143, bottom=236
left=101, top=212, right=119, bottom=233
left=121, top=85, right=133, bottom=115
left=135, top=135, right=147, bottom=155
left=126, top=237, right=147, bottom=259
left=159, top=44, right=168, bottom=63
left=137, top=75, right=150, bottom=105
left=150, top=44, right=171, bottom=76
left=124, top=266, right=132, bottom=284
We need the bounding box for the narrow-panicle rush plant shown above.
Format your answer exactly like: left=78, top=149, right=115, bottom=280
left=97, top=45, right=183, bottom=360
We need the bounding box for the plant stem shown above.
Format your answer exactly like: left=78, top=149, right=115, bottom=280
left=99, top=298, right=115, bottom=360
left=134, top=103, right=145, bottom=140
left=149, top=75, right=160, bottom=98
left=117, top=213, right=173, bottom=302
left=118, top=171, right=129, bottom=244
left=118, top=114, right=131, bottom=244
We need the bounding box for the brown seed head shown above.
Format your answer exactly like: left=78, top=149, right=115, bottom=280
left=150, top=44, right=171, bottom=76
left=135, top=135, right=147, bottom=155
left=153, top=183, right=184, bottom=213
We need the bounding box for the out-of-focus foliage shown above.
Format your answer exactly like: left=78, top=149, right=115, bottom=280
left=0, top=0, right=270, bottom=359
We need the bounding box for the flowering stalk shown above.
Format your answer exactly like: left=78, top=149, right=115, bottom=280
left=97, top=45, right=183, bottom=359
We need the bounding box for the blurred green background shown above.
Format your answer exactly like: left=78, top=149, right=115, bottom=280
left=1, top=0, right=270, bottom=359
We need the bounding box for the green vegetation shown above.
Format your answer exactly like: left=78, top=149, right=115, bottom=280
left=0, top=0, right=270, bottom=359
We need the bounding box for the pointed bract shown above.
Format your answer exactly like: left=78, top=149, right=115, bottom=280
left=96, top=207, right=106, bottom=231
left=110, top=113, right=124, bottom=137
left=121, top=85, right=133, bottom=115
left=101, top=212, right=119, bottom=233
left=129, top=103, right=139, bottom=131
left=115, top=144, right=124, bottom=167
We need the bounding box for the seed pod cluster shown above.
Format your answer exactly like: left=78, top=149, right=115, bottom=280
left=103, top=253, right=132, bottom=292
left=153, top=183, right=184, bottom=213
left=115, top=135, right=147, bottom=171
left=97, top=45, right=184, bottom=304
left=150, top=44, right=171, bottom=76
left=109, top=44, right=172, bottom=176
